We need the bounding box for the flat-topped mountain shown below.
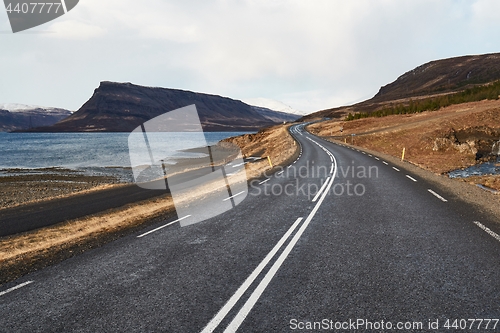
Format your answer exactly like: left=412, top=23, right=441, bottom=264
left=30, top=82, right=298, bottom=132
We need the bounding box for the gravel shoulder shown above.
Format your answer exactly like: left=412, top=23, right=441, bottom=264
left=327, top=139, right=500, bottom=225
left=0, top=125, right=299, bottom=285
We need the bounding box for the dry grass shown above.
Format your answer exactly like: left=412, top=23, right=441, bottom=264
left=309, top=99, right=500, bottom=174
left=0, top=124, right=299, bottom=284
left=0, top=195, right=174, bottom=265
left=226, top=124, right=299, bottom=179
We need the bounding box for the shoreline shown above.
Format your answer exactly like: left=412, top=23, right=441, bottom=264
left=0, top=168, right=128, bottom=210
left=0, top=125, right=300, bottom=285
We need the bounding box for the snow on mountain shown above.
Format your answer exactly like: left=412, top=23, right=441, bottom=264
left=0, top=103, right=72, bottom=114
left=242, top=98, right=308, bottom=116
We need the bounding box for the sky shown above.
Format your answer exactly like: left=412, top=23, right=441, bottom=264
left=1, top=0, right=500, bottom=114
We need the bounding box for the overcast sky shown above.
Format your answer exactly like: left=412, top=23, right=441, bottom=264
left=1, top=0, right=499, bottom=113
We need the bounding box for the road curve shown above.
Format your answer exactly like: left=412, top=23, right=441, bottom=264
left=1, top=124, right=499, bottom=332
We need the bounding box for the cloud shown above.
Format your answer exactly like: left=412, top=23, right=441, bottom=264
left=2, top=0, right=500, bottom=112
left=47, top=19, right=106, bottom=39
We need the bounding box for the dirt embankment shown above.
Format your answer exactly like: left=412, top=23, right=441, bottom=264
left=224, top=124, right=299, bottom=178
left=0, top=125, right=299, bottom=285
left=308, top=99, right=500, bottom=191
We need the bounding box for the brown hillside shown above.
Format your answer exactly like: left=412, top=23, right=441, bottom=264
left=303, top=52, right=500, bottom=121
left=307, top=99, right=500, bottom=190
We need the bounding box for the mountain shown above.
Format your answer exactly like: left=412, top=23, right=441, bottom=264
left=242, top=98, right=307, bottom=116
left=373, top=53, right=500, bottom=102
left=250, top=106, right=299, bottom=123
left=302, top=52, right=500, bottom=121
left=0, top=104, right=72, bottom=132
left=30, top=82, right=298, bottom=132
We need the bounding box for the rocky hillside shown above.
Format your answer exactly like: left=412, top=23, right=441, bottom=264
left=374, top=53, right=500, bottom=101
left=31, top=82, right=298, bottom=132
left=303, top=52, right=500, bottom=121
left=0, top=105, right=72, bottom=132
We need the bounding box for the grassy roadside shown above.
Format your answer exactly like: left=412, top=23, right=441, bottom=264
left=307, top=99, right=500, bottom=192
left=306, top=100, right=500, bottom=222
left=0, top=124, right=299, bottom=285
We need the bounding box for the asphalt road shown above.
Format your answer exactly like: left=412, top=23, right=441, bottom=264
left=0, top=184, right=168, bottom=237
left=1, top=124, right=499, bottom=332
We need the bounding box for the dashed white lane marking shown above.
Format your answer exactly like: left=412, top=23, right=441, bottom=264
left=375, top=157, right=380, bottom=160
left=330, top=163, right=334, bottom=174
left=0, top=281, right=34, bottom=297
left=259, top=179, right=270, bottom=185
left=382, top=161, right=388, bottom=165
left=277, top=171, right=284, bottom=176
left=223, top=191, right=246, bottom=202
left=368, top=154, right=372, bottom=157
left=428, top=189, right=448, bottom=202
left=392, top=167, right=400, bottom=172
left=406, top=175, right=417, bottom=182
left=312, top=176, right=331, bottom=202
left=362, top=152, right=366, bottom=155
left=222, top=156, right=338, bottom=333
left=137, top=215, right=191, bottom=238
left=473, top=221, right=500, bottom=242
left=200, top=217, right=304, bottom=333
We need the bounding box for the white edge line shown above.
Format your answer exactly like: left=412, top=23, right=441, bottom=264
left=222, top=191, right=245, bottom=202
left=223, top=156, right=338, bottom=333
left=406, top=175, right=417, bottom=182
left=312, top=177, right=331, bottom=202
left=0, top=281, right=34, bottom=297
left=473, top=221, right=500, bottom=242
left=427, top=189, right=448, bottom=202
left=137, top=215, right=191, bottom=238
left=200, top=217, right=304, bottom=333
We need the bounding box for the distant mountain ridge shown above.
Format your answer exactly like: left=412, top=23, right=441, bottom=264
left=243, top=98, right=306, bottom=116
left=0, top=104, right=72, bottom=132
left=302, top=52, right=500, bottom=121
left=29, top=82, right=298, bottom=132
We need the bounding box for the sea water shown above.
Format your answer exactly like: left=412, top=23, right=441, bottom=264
left=0, top=132, right=249, bottom=181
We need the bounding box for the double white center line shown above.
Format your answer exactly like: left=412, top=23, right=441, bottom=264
left=201, top=145, right=338, bottom=333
